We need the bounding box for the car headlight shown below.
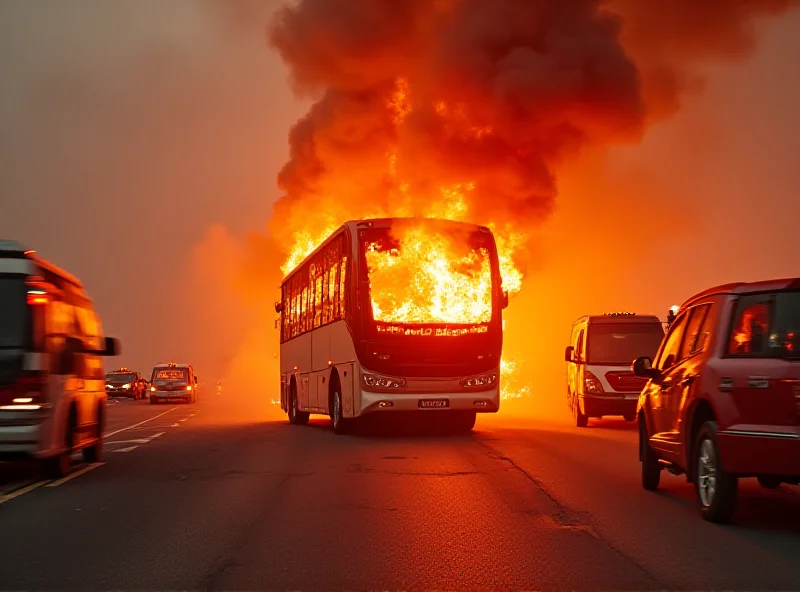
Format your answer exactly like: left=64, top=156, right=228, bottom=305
left=459, top=373, right=497, bottom=388
left=122, top=383, right=131, bottom=389
left=362, top=373, right=406, bottom=389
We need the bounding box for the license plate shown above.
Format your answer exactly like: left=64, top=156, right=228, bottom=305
left=419, top=399, right=449, bottom=409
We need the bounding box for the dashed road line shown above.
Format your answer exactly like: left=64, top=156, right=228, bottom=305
left=104, top=407, right=178, bottom=439
left=105, top=438, right=152, bottom=445
left=113, top=446, right=139, bottom=454
left=46, top=463, right=105, bottom=487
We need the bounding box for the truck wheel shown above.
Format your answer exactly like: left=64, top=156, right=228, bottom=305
left=695, top=421, right=738, bottom=523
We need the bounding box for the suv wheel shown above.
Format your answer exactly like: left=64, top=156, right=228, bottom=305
left=695, top=421, right=738, bottom=523
left=640, top=415, right=661, bottom=491
left=757, top=476, right=782, bottom=489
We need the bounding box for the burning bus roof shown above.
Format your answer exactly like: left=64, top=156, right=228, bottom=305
left=282, top=217, right=494, bottom=279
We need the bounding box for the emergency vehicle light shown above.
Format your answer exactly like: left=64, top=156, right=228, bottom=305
left=605, top=312, right=635, bottom=317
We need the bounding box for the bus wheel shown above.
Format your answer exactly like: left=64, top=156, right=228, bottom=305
left=288, top=385, right=309, bottom=426
left=331, top=389, right=350, bottom=435
left=453, top=411, right=476, bottom=434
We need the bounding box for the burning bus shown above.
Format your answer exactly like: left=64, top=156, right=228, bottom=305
left=275, top=217, right=509, bottom=434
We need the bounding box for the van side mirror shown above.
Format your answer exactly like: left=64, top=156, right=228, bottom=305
left=101, top=337, right=120, bottom=357
left=632, top=356, right=659, bottom=379
left=274, top=301, right=284, bottom=313
left=564, top=346, right=575, bottom=362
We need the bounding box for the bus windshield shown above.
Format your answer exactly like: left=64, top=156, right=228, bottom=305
left=0, top=277, right=28, bottom=349
left=359, top=221, right=498, bottom=329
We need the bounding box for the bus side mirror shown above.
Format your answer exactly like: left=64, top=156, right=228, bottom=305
left=501, top=290, right=509, bottom=310
left=564, top=346, right=574, bottom=362
left=274, top=302, right=284, bottom=313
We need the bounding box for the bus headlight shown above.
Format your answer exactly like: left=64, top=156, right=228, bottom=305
left=362, top=373, right=406, bottom=389
left=460, top=373, right=497, bottom=388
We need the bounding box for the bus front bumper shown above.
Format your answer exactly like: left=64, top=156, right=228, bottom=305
left=359, top=387, right=500, bottom=416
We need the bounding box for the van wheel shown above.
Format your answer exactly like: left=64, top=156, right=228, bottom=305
left=44, top=410, right=76, bottom=479
left=695, top=421, right=738, bottom=523
left=288, top=385, right=309, bottom=425
left=574, top=396, right=588, bottom=428
left=640, top=415, right=661, bottom=491
left=82, top=406, right=104, bottom=463
left=624, top=413, right=636, bottom=422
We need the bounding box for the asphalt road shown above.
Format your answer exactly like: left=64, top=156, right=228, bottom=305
left=1, top=395, right=799, bottom=591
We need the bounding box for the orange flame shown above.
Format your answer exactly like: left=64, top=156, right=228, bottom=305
left=366, top=223, right=493, bottom=325
left=279, top=78, right=529, bottom=398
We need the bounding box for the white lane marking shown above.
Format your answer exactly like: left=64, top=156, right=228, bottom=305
left=105, top=438, right=151, bottom=445
left=113, top=446, right=139, bottom=453
left=0, top=480, right=51, bottom=505
left=46, top=463, right=105, bottom=487
left=104, top=407, right=177, bottom=439
left=171, top=423, right=180, bottom=427
left=149, top=432, right=165, bottom=439
left=179, top=418, right=188, bottom=422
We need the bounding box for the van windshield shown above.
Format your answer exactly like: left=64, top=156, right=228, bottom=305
left=0, top=277, right=28, bottom=349
left=587, top=323, right=664, bottom=366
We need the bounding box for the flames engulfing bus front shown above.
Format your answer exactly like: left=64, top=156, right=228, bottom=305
left=354, top=220, right=504, bottom=379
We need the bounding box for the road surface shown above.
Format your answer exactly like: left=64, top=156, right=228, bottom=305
left=1, top=395, right=799, bottom=590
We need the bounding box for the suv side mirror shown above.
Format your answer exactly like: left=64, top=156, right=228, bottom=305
left=632, top=356, right=659, bottom=379
left=564, top=346, right=575, bottom=362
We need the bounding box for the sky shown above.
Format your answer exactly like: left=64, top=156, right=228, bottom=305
left=0, top=1, right=798, bottom=415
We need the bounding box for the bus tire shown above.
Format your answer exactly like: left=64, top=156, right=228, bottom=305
left=288, top=383, right=309, bottom=426
left=458, top=411, right=477, bottom=433
left=330, top=388, right=349, bottom=435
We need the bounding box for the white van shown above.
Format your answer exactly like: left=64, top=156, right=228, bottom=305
left=565, top=313, right=664, bottom=428
left=0, top=241, right=120, bottom=477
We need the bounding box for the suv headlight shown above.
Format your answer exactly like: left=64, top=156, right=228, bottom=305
left=362, top=373, right=406, bottom=389
left=460, top=373, right=497, bottom=388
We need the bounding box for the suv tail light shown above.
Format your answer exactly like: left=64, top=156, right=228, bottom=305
left=584, top=371, right=604, bottom=394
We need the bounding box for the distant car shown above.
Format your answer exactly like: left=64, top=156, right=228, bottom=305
left=565, top=313, right=665, bottom=427
left=635, top=278, right=800, bottom=523
left=105, top=368, right=145, bottom=400
left=149, top=363, right=198, bottom=404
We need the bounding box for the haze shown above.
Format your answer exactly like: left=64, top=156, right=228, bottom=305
left=0, top=1, right=797, bottom=419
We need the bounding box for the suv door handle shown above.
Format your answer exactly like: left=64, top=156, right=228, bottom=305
left=681, top=375, right=695, bottom=387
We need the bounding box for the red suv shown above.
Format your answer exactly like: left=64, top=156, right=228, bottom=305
left=634, top=278, right=799, bottom=523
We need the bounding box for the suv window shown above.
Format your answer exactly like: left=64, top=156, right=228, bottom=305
left=728, top=292, right=799, bottom=358
left=656, top=312, right=687, bottom=371
left=680, top=304, right=713, bottom=360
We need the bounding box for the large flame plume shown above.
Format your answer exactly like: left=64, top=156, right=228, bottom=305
left=260, top=0, right=794, bottom=401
